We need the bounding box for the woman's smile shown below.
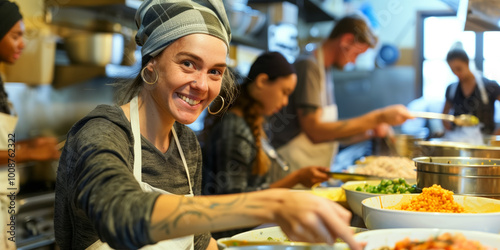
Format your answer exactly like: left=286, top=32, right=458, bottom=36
left=176, top=93, right=202, bottom=106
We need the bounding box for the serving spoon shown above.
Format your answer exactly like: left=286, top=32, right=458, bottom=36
left=410, top=112, right=479, bottom=127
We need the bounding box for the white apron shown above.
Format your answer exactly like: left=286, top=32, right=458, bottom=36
left=277, top=47, right=339, bottom=173
left=87, top=96, right=195, bottom=250
left=0, top=103, right=17, bottom=250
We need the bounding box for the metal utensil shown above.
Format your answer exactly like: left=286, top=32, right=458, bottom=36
left=411, top=111, right=479, bottom=126
left=327, top=172, right=382, bottom=182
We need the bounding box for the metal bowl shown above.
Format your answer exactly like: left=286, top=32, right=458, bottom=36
left=415, top=140, right=500, bottom=158
left=413, top=156, right=500, bottom=198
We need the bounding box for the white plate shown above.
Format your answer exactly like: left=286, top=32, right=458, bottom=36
left=354, top=228, right=500, bottom=249
left=217, top=226, right=350, bottom=249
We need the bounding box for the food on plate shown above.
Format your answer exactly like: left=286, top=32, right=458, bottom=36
left=310, top=186, right=347, bottom=207
left=397, top=184, right=465, bottom=213
left=354, top=156, right=415, bottom=179
left=375, top=232, right=497, bottom=250
left=355, top=178, right=417, bottom=194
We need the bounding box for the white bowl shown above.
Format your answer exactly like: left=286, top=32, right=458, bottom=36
left=342, top=180, right=416, bottom=217
left=217, top=226, right=352, bottom=249
left=341, top=180, right=386, bottom=217
left=353, top=228, right=500, bottom=249
left=362, top=194, right=500, bottom=233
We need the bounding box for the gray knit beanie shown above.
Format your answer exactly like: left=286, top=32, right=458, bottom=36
left=135, top=0, right=231, bottom=66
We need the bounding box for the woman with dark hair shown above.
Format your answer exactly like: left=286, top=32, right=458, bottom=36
left=202, top=51, right=331, bottom=239
left=54, top=1, right=364, bottom=249
left=203, top=52, right=330, bottom=197
left=443, top=44, right=500, bottom=134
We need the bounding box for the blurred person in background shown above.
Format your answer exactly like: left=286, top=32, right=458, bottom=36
left=442, top=43, right=500, bottom=135
left=54, top=0, right=365, bottom=249
left=202, top=52, right=330, bottom=238
left=0, top=1, right=59, bottom=249
left=0, top=0, right=60, bottom=165
left=269, top=15, right=412, bottom=173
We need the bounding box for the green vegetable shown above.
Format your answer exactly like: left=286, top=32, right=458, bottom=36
left=354, top=178, right=417, bottom=194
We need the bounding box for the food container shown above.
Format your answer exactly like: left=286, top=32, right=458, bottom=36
left=393, top=134, right=425, bottom=158
left=217, top=226, right=365, bottom=249
left=342, top=180, right=416, bottom=217
left=361, top=194, right=500, bottom=233
left=354, top=228, right=500, bottom=250
left=413, top=156, right=500, bottom=198
left=415, top=140, right=500, bottom=158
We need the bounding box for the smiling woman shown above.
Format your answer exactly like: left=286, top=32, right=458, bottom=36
left=53, top=1, right=365, bottom=250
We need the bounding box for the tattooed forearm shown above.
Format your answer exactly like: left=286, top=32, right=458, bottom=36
left=151, top=194, right=258, bottom=237
left=172, top=211, right=212, bottom=228
left=206, top=193, right=247, bottom=210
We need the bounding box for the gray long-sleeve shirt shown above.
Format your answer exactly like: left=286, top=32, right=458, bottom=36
left=54, top=104, right=210, bottom=249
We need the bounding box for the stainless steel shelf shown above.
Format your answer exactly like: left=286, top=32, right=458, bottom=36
left=248, top=0, right=336, bottom=23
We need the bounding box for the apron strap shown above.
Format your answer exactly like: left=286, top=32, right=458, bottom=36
left=130, top=96, right=193, bottom=195
left=131, top=96, right=142, bottom=183
left=474, top=71, right=489, bottom=105
left=316, top=47, right=327, bottom=107
left=172, top=127, right=194, bottom=196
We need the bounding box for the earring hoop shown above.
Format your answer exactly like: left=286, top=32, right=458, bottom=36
left=208, top=96, right=225, bottom=115
left=141, top=67, right=158, bottom=85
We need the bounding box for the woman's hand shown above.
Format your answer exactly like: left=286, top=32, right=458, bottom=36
left=295, top=166, right=330, bottom=188
left=270, top=190, right=364, bottom=250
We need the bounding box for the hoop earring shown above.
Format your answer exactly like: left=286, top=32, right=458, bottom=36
left=141, top=67, right=158, bottom=85
left=208, top=96, right=225, bottom=115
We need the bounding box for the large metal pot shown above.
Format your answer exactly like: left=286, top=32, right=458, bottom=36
left=415, top=141, right=500, bottom=158
left=393, top=134, right=425, bottom=158
left=64, top=32, right=124, bottom=66
left=413, top=156, right=500, bottom=198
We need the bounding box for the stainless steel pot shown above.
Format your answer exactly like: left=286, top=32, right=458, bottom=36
left=415, top=141, right=500, bottom=158
left=64, top=32, right=124, bottom=66
left=413, top=156, right=500, bottom=198
left=393, top=134, right=425, bottom=158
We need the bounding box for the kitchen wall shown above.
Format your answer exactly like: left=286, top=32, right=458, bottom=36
left=5, top=78, right=117, bottom=140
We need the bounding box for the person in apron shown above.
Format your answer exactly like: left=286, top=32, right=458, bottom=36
left=442, top=45, right=500, bottom=135
left=269, top=15, right=413, bottom=173
left=0, top=0, right=61, bottom=165
left=54, top=1, right=366, bottom=250
left=201, top=51, right=330, bottom=205
left=0, top=3, right=59, bottom=249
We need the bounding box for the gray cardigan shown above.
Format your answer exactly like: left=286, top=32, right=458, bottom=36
left=54, top=104, right=210, bottom=249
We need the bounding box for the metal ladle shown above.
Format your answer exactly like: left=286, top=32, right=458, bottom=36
left=411, top=112, right=479, bottom=127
